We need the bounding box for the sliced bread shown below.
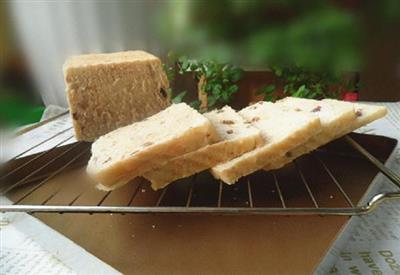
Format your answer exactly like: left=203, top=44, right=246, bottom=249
left=64, top=51, right=170, bottom=141
left=263, top=97, right=355, bottom=170
left=263, top=100, right=387, bottom=172
left=211, top=102, right=322, bottom=184
left=329, top=101, right=387, bottom=138
left=87, top=103, right=219, bottom=190
left=143, top=106, right=264, bottom=190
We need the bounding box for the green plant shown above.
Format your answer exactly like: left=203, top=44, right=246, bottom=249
left=257, top=66, right=343, bottom=101
left=163, top=54, right=243, bottom=110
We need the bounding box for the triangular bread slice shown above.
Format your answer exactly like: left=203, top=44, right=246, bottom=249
left=329, top=101, right=387, bottom=138
left=87, top=103, right=219, bottom=190
left=210, top=102, right=322, bottom=184
left=143, top=106, right=264, bottom=190
left=262, top=97, right=355, bottom=171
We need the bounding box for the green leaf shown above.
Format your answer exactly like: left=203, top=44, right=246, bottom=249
left=231, top=68, right=243, bottom=82
left=212, top=84, right=223, bottom=96
left=205, top=83, right=213, bottom=93
left=283, top=84, right=290, bottom=94
left=227, top=85, right=239, bottom=95
left=265, top=95, right=274, bottom=101
left=190, top=61, right=199, bottom=71
left=256, top=84, right=276, bottom=95
left=207, top=95, right=218, bottom=107
left=190, top=100, right=201, bottom=110
left=172, top=91, right=187, bottom=103
left=178, top=56, right=188, bottom=63
left=308, top=91, right=317, bottom=99
left=204, top=68, right=213, bottom=78
left=221, top=91, right=230, bottom=102
left=181, top=60, right=190, bottom=71
left=274, top=67, right=283, bottom=77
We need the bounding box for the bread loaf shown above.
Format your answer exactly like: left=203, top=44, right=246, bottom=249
left=143, top=106, right=263, bottom=190
left=87, top=103, right=219, bottom=190
left=64, top=51, right=170, bottom=141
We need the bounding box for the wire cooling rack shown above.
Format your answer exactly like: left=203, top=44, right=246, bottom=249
left=1, top=112, right=399, bottom=215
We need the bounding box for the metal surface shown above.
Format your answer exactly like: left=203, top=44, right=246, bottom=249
left=345, top=135, right=400, bottom=188
left=1, top=113, right=399, bottom=216
left=2, top=192, right=400, bottom=215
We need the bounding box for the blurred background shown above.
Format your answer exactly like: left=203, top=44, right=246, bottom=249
left=1, top=0, right=399, bottom=127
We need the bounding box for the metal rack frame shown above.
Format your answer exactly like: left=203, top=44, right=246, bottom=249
left=1, top=112, right=400, bottom=215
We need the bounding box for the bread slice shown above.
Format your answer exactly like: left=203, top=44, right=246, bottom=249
left=87, top=103, right=219, bottom=190
left=263, top=100, right=387, bottom=171
left=64, top=51, right=170, bottom=141
left=210, top=102, right=322, bottom=184
left=143, top=106, right=264, bottom=190
left=330, top=101, right=387, bottom=138
left=263, top=97, right=355, bottom=170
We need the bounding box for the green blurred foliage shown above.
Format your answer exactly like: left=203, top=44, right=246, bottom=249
left=0, top=92, right=44, bottom=128
left=246, top=8, right=360, bottom=72
left=157, top=0, right=399, bottom=101
left=366, top=0, right=400, bottom=26
left=160, top=0, right=362, bottom=71
left=161, top=0, right=374, bottom=102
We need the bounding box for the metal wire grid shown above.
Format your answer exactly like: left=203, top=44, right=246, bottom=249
left=1, top=113, right=400, bottom=215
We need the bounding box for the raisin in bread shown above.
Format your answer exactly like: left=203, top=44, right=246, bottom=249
left=143, top=106, right=264, bottom=190
left=87, top=103, right=219, bottom=190
left=64, top=51, right=170, bottom=141
left=211, top=102, right=322, bottom=184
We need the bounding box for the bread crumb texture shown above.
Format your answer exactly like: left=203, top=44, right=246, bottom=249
left=87, top=103, right=216, bottom=188
left=64, top=51, right=170, bottom=141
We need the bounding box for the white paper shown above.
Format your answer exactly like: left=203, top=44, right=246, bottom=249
left=0, top=197, right=120, bottom=275
left=2, top=111, right=77, bottom=162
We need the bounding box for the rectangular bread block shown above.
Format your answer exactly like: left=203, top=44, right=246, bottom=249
left=263, top=97, right=355, bottom=171
left=143, top=106, right=264, bottom=190
left=87, top=103, right=219, bottom=190
left=211, top=102, right=322, bottom=184
left=64, top=50, right=170, bottom=141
